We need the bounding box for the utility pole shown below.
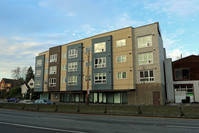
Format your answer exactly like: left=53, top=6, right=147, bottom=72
left=86, top=51, right=90, bottom=105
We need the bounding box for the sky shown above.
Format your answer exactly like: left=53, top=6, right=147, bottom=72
left=0, top=0, right=199, bottom=80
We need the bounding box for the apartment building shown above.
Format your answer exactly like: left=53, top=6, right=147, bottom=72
left=34, top=22, right=166, bottom=105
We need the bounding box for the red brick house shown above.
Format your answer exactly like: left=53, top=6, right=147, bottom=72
left=0, top=78, right=23, bottom=92
left=172, top=55, right=199, bottom=103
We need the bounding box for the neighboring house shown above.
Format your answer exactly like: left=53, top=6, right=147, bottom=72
left=0, top=78, right=22, bottom=92
left=34, top=22, right=167, bottom=105
left=21, top=78, right=34, bottom=98
left=167, top=55, right=199, bottom=103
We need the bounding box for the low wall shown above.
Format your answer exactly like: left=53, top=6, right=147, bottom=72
left=1, top=103, right=199, bottom=119
left=140, top=106, right=182, bottom=118
left=106, top=105, right=140, bottom=115
left=57, top=105, right=78, bottom=113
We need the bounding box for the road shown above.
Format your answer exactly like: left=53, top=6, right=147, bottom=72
left=0, top=108, right=199, bottom=133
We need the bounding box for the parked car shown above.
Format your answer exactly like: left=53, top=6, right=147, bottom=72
left=34, top=99, right=56, bottom=105
left=5, top=98, right=19, bottom=103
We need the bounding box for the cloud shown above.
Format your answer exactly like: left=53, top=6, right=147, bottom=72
left=167, top=49, right=196, bottom=60
left=145, top=0, right=199, bottom=17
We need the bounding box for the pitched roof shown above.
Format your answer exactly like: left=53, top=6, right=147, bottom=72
left=2, top=78, right=24, bottom=87
left=173, top=55, right=199, bottom=63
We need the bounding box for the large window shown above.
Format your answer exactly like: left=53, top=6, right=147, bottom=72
left=94, top=57, right=106, bottom=68
left=139, top=70, right=154, bottom=82
left=49, top=78, right=56, bottom=87
left=175, top=68, right=190, bottom=80
left=35, top=81, right=41, bottom=88
left=35, top=70, right=41, bottom=77
left=138, top=52, right=153, bottom=65
left=50, top=54, right=57, bottom=62
left=116, top=55, right=126, bottom=63
left=116, top=39, right=126, bottom=47
left=68, top=76, right=77, bottom=85
left=138, top=35, right=152, bottom=48
left=36, top=59, right=42, bottom=67
left=94, top=42, right=106, bottom=53
left=94, top=73, right=106, bottom=84
left=63, top=52, right=67, bottom=58
left=69, top=49, right=78, bottom=58
left=62, top=78, right=66, bottom=83
left=49, top=66, right=57, bottom=74
left=62, top=64, right=67, bottom=71
left=85, top=61, right=92, bottom=67
left=68, top=62, right=77, bottom=72
left=85, top=75, right=91, bottom=81
left=117, top=72, right=127, bottom=79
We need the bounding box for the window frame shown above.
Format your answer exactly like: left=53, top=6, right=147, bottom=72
left=68, top=62, right=78, bottom=72
left=116, top=39, right=126, bottom=47
left=68, top=49, right=78, bottom=59
left=117, top=72, right=127, bottom=79
left=49, top=66, right=57, bottom=74
left=49, top=78, right=56, bottom=87
left=94, top=73, right=107, bottom=84
left=138, top=52, right=153, bottom=65
left=116, top=55, right=126, bottom=63
left=139, top=70, right=154, bottom=83
left=36, top=59, right=42, bottom=67
left=94, top=42, right=106, bottom=53
left=137, top=35, right=152, bottom=48
left=49, top=54, right=57, bottom=63
left=68, top=76, right=77, bottom=85
left=94, top=57, right=106, bottom=68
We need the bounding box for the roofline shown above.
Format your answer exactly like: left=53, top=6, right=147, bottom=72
left=37, top=22, right=160, bottom=55
left=173, top=54, right=199, bottom=63
left=62, top=26, right=133, bottom=46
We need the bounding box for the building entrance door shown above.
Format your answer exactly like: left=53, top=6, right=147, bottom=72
left=153, top=92, right=160, bottom=106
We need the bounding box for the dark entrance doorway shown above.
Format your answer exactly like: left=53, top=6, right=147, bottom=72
left=153, top=92, right=160, bottom=106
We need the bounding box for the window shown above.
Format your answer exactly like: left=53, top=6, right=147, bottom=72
left=45, top=69, right=48, bottom=74
left=175, top=68, right=190, bottom=80
left=85, top=75, right=91, bottom=81
left=116, top=55, right=126, bottom=63
left=94, top=73, right=106, bottom=84
left=116, top=39, right=126, bottom=47
left=49, top=78, right=56, bottom=87
left=35, top=81, right=41, bottom=88
left=68, top=76, right=77, bottom=85
left=94, top=42, right=106, bottom=53
left=63, top=52, right=67, bottom=58
left=45, top=58, right=48, bottom=63
left=50, top=54, right=57, bottom=62
left=68, top=62, right=77, bottom=72
left=138, top=52, right=153, bottom=65
left=62, top=78, right=66, bottom=83
left=139, top=70, right=154, bottom=82
left=68, top=49, right=78, bottom=58
left=36, top=59, right=42, bottom=67
left=62, top=64, right=67, bottom=71
left=94, top=57, right=106, bottom=68
left=49, top=66, right=57, bottom=74
left=85, top=46, right=91, bottom=54
left=36, top=70, right=42, bottom=77
left=138, top=35, right=152, bottom=48
left=117, top=72, right=127, bottom=79
left=85, top=61, right=92, bottom=67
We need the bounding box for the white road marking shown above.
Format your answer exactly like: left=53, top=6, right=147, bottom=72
left=167, top=125, right=199, bottom=129
left=0, top=121, right=87, bottom=133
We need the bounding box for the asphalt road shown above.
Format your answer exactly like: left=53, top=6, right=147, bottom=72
left=0, top=108, right=199, bottom=133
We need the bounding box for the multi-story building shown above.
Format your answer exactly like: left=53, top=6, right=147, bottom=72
left=34, top=22, right=166, bottom=105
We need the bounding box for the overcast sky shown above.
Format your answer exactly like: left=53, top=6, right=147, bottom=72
left=0, top=0, right=199, bottom=80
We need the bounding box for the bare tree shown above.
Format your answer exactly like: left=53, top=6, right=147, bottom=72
left=12, top=67, right=21, bottom=79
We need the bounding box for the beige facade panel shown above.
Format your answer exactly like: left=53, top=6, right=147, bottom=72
left=39, top=51, right=49, bottom=92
